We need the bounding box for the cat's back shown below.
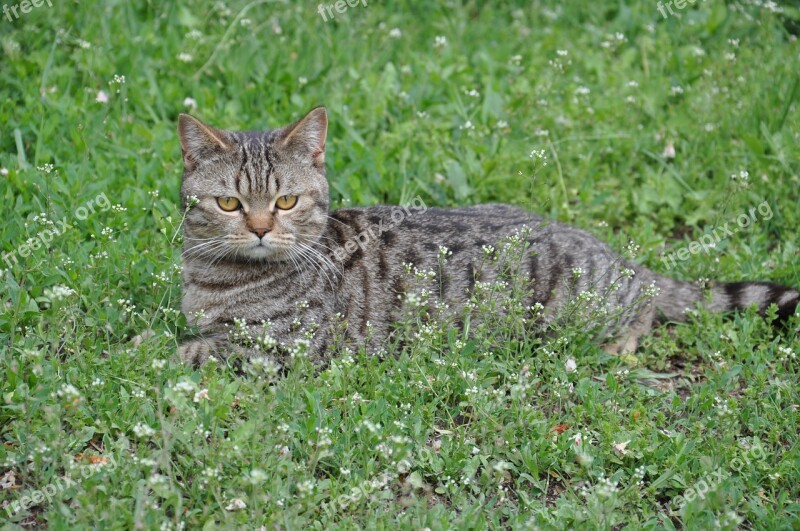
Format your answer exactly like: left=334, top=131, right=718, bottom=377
left=329, top=203, right=545, bottom=237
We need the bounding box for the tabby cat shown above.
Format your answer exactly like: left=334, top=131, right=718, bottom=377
left=177, top=107, right=798, bottom=366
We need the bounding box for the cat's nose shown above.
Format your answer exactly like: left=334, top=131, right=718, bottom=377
left=250, top=227, right=270, bottom=238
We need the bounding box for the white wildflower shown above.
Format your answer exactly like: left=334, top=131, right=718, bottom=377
left=193, top=389, right=209, bottom=402
left=225, top=498, right=246, bottom=511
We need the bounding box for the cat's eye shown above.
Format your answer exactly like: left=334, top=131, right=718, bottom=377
left=275, top=195, right=298, bottom=210
left=217, top=197, right=241, bottom=212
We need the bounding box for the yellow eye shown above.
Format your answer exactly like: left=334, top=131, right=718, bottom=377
left=216, top=197, right=241, bottom=212
left=275, top=195, right=298, bottom=210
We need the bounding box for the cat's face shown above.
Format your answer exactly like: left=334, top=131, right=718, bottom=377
left=178, top=108, right=329, bottom=263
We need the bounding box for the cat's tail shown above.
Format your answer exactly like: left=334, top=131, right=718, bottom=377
left=653, top=276, right=799, bottom=324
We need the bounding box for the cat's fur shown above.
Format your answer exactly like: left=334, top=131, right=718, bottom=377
left=177, top=107, right=798, bottom=366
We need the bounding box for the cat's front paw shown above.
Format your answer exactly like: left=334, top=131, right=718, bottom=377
left=177, top=338, right=217, bottom=366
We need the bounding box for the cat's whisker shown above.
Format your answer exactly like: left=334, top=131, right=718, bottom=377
left=284, top=249, right=313, bottom=284
left=299, top=247, right=340, bottom=292
left=296, top=232, right=339, bottom=245
left=324, top=215, right=349, bottom=227
left=182, top=240, right=227, bottom=260
left=295, top=240, right=341, bottom=276
left=183, top=239, right=226, bottom=253
left=184, top=236, right=225, bottom=241
left=185, top=238, right=235, bottom=266
left=292, top=243, right=338, bottom=291
left=295, top=235, right=336, bottom=253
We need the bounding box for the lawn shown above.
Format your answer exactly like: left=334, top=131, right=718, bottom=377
left=1, top=0, right=799, bottom=529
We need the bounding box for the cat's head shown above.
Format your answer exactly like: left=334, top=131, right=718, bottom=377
left=178, top=107, right=329, bottom=263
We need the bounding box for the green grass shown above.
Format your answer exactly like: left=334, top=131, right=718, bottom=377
left=1, top=0, right=799, bottom=529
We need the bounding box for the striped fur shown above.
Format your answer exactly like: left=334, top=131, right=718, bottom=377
left=176, top=108, right=798, bottom=366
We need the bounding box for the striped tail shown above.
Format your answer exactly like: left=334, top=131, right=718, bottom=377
left=654, top=276, right=800, bottom=324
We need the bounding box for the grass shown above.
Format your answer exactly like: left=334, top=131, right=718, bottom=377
left=1, top=0, right=799, bottom=528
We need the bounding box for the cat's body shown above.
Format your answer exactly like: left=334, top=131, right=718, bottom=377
left=177, top=108, right=799, bottom=366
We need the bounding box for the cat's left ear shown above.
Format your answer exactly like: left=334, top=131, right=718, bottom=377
left=280, top=106, right=327, bottom=169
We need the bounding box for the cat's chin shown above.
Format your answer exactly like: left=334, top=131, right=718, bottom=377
left=245, top=245, right=276, bottom=260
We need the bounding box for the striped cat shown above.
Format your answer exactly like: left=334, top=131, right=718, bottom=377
left=176, top=107, right=798, bottom=366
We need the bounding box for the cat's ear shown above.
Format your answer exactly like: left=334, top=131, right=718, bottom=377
left=178, top=114, right=234, bottom=171
left=279, top=106, right=327, bottom=169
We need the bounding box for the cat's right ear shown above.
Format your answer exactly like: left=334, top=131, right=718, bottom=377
left=178, top=114, right=234, bottom=171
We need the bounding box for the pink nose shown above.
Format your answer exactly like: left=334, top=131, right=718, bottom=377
left=251, top=228, right=270, bottom=238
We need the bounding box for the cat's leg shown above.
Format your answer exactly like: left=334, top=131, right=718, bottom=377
left=603, top=305, right=655, bottom=355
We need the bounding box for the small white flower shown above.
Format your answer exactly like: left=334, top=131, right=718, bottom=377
left=662, top=142, right=676, bottom=160
left=565, top=358, right=577, bottom=373
left=389, top=28, right=402, bottom=38
left=96, top=90, right=109, bottom=103
left=298, top=77, right=308, bottom=86
left=433, top=35, right=448, bottom=48
left=132, top=422, right=156, bottom=438
left=44, top=285, right=76, bottom=301
left=193, top=389, right=209, bottom=402
left=173, top=380, right=196, bottom=393
left=56, top=383, right=81, bottom=400
left=183, top=97, right=197, bottom=110
left=225, top=498, right=246, bottom=511
left=177, top=52, right=193, bottom=62
left=0, top=168, right=8, bottom=176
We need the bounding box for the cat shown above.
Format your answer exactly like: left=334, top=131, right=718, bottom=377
left=176, top=107, right=799, bottom=366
